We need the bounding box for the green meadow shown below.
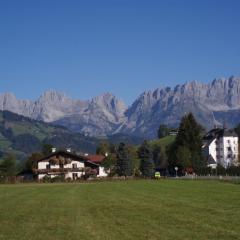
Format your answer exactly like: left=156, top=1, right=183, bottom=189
left=0, top=180, right=239, bottom=240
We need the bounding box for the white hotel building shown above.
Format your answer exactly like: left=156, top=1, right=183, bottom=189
left=202, top=128, right=239, bottom=168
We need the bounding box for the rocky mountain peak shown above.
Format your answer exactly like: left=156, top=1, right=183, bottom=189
left=1, top=76, right=240, bottom=138
left=91, top=93, right=127, bottom=115
left=38, top=90, right=68, bottom=103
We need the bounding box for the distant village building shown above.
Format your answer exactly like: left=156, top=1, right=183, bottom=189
left=202, top=128, right=239, bottom=168
left=35, top=150, right=107, bottom=180
left=169, top=129, right=178, bottom=136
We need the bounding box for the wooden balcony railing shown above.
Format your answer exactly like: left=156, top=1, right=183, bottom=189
left=33, top=167, right=84, bottom=174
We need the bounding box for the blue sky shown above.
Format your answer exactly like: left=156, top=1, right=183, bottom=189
left=0, top=0, right=240, bottom=104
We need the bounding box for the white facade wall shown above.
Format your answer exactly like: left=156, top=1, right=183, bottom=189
left=222, top=136, right=238, bottom=167
left=65, top=172, right=84, bottom=179
left=37, top=160, right=85, bottom=180
left=38, top=161, right=84, bottom=170
left=208, top=136, right=238, bottom=168
left=38, top=174, right=46, bottom=180
left=208, top=139, right=217, bottom=162
left=38, top=162, right=49, bottom=169
left=97, top=167, right=108, bottom=177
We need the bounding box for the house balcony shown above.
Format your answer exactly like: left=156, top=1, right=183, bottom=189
left=34, top=167, right=84, bottom=174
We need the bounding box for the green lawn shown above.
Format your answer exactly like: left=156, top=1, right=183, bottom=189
left=0, top=180, right=239, bottom=240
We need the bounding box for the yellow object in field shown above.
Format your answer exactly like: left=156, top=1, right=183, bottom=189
left=155, top=172, right=161, bottom=178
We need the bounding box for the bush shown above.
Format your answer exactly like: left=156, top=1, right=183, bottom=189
left=42, top=175, right=51, bottom=183
left=51, top=175, right=65, bottom=183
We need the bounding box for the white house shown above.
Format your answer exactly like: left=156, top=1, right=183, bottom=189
left=202, top=128, right=239, bottom=168
left=35, top=151, right=106, bottom=180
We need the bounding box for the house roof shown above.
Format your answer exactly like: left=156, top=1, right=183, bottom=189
left=85, top=154, right=105, bottom=164
left=38, top=151, right=99, bottom=167
left=203, top=128, right=238, bottom=142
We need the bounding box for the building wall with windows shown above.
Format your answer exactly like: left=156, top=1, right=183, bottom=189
left=36, top=151, right=99, bottom=180
left=203, top=128, right=239, bottom=168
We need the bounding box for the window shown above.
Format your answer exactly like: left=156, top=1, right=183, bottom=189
left=227, top=147, right=231, bottom=151
left=46, top=164, right=50, bottom=169
left=227, top=140, right=230, bottom=143
left=72, top=173, right=78, bottom=180
left=59, top=164, right=64, bottom=169
left=228, top=154, right=232, bottom=158
left=72, top=163, right=77, bottom=169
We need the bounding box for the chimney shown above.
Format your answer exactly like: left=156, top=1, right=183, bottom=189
left=51, top=148, right=56, bottom=153
left=66, top=148, right=71, bottom=153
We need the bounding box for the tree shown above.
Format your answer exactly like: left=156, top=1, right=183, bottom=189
left=152, top=145, right=168, bottom=169
left=25, top=152, right=44, bottom=172
left=96, top=141, right=117, bottom=174
left=175, top=113, right=203, bottom=154
left=158, top=124, right=169, bottom=139
left=42, top=144, right=54, bottom=156
left=0, top=153, right=17, bottom=178
left=138, top=141, right=155, bottom=177
left=96, top=141, right=110, bottom=156
left=167, top=113, right=205, bottom=172
left=116, top=143, right=133, bottom=176
left=128, top=145, right=141, bottom=176
left=176, top=146, right=191, bottom=169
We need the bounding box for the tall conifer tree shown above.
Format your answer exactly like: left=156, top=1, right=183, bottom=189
left=168, top=113, right=205, bottom=170
left=116, top=142, right=133, bottom=176
left=138, top=141, right=155, bottom=177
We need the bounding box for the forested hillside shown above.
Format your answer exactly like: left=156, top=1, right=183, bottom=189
left=0, top=111, right=99, bottom=159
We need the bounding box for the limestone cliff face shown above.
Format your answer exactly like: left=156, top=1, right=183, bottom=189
left=1, top=76, right=240, bottom=138
left=117, top=76, right=240, bottom=138
left=0, top=91, right=127, bottom=137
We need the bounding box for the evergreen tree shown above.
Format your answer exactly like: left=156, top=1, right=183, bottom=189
left=42, top=144, right=54, bottom=156
left=96, top=141, right=110, bottom=156
left=152, top=145, right=168, bottom=169
left=158, top=124, right=169, bottom=139
left=116, top=143, right=133, bottom=176
left=176, top=146, right=191, bottom=169
left=175, top=113, right=203, bottom=154
left=138, top=141, right=155, bottom=177
left=168, top=112, right=205, bottom=171
left=25, top=152, right=44, bottom=172
left=0, top=153, right=17, bottom=177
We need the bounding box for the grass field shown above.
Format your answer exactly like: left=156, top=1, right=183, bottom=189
left=0, top=180, right=239, bottom=240
left=149, top=135, right=175, bottom=151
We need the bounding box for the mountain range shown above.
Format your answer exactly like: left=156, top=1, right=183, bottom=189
left=1, top=76, right=240, bottom=138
